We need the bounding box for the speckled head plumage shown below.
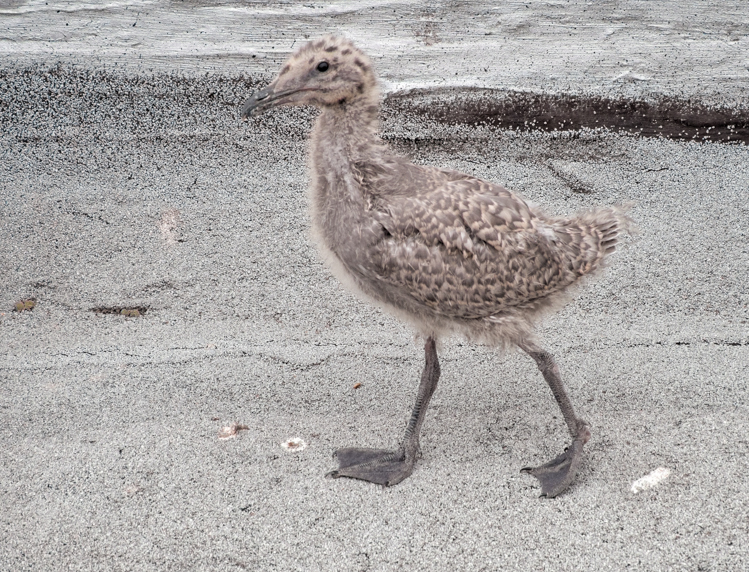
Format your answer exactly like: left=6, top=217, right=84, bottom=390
left=241, top=36, right=379, bottom=118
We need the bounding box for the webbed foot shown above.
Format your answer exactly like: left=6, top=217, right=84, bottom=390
left=521, top=438, right=585, bottom=498
left=326, top=447, right=414, bottom=487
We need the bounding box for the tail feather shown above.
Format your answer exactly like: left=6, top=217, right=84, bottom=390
left=568, top=204, right=633, bottom=276
left=581, top=201, right=632, bottom=232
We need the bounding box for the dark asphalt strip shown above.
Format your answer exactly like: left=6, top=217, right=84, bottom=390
left=385, top=88, right=749, bottom=143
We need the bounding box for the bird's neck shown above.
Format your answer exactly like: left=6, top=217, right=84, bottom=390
left=308, top=96, right=384, bottom=256
left=310, top=95, right=383, bottom=198
left=313, top=96, right=381, bottom=154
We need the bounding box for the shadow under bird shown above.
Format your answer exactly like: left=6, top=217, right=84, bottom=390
left=241, top=36, right=631, bottom=498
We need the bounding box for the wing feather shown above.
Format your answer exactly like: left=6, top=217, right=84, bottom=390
left=349, top=161, right=593, bottom=318
left=348, top=159, right=618, bottom=319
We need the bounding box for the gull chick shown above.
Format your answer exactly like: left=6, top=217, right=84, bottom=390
left=241, top=36, right=631, bottom=497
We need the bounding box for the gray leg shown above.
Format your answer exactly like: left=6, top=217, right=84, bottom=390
left=327, top=336, right=440, bottom=487
left=519, top=341, right=591, bottom=498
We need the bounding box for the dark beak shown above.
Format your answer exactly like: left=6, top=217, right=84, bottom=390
left=240, top=86, right=273, bottom=119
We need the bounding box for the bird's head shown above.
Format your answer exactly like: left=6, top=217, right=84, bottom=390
left=241, top=36, right=378, bottom=118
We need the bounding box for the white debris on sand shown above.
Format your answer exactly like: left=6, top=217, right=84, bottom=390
left=218, top=423, right=248, bottom=440
left=631, top=467, right=671, bottom=493
left=159, top=208, right=183, bottom=246
left=281, top=438, right=307, bottom=452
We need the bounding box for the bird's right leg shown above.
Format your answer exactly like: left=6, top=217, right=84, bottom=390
left=326, top=336, right=440, bottom=487
left=519, top=341, right=591, bottom=498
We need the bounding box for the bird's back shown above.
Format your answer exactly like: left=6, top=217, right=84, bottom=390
left=344, top=157, right=629, bottom=323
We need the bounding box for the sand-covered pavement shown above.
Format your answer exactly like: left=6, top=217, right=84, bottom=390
left=1, top=2, right=748, bottom=570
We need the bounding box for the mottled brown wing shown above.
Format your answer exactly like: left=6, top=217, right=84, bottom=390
left=361, top=165, right=587, bottom=319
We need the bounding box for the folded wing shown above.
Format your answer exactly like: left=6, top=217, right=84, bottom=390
left=356, top=161, right=613, bottom=319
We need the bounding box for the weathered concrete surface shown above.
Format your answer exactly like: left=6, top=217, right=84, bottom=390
left=2, top=0, right=748, bottom=101
left=1, top=2, right=749, bottom=571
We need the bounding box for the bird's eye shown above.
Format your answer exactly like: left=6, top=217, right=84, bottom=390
left=316, top=61, right=329, bottom=72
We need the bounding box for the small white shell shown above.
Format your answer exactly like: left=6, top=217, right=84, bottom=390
left=218, top=423, right=248, bottom=440
left=631, top=467, right=671, bottom=493
left=280, top=437, right=307, bottom=452
left=218, top=426, right=237, bottom=439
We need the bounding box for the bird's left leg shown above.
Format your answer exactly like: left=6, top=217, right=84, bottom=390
left=518, top=341, right=591, bottom=497
left=326, top=336, right=440, bottom=487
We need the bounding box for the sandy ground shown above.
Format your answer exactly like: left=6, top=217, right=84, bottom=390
left=2, top=2, right=749, bottom=571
